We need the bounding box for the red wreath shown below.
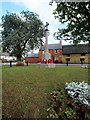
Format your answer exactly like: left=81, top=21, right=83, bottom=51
left=42, top=58, right=47, bottom=64
left=48, top=59, right=53, bottom=64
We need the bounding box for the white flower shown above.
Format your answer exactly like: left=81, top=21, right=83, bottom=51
left=65, top=81, right=90, bottom=107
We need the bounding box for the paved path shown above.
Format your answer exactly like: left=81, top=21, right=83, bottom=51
left=0, top=63, right=89, bottom=65
left=0, top=63, right=17, bottom=65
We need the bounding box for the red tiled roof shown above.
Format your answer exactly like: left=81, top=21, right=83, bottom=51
left=2, top=52, right=9, bottom=56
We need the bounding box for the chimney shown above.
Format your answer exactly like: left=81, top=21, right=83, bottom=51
left=60, top=40, right=62, bottom=45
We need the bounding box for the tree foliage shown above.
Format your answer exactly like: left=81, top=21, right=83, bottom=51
left=50, top=1, right=90, bottom=44
left=0, top=45, right=1, bottom=57
left=1, top=11, right=45, bottom=60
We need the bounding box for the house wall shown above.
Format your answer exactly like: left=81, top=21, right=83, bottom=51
left=88, top=54, right=90, bottom=63
left=85, top=54, right=90, bottom=63
left=39, top=49, right=62, bottom=62
left=1, top=56, right=17, bottom=61
left=62, top=54, right=90, bottom=64
left=25, top=57, right=39, bottom=63
left=38, top=50, right=43, bottom=60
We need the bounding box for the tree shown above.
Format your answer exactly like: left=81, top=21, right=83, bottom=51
left=0, top=45, right=1, bottom=58
left=1, top=11, right=45, bottom=61
left=0, top=23, right=2, bottom=57
left=50, top=1, right=90, bottom=44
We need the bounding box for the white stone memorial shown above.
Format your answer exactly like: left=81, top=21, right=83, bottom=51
left=37, top=22, right=55, bottom=68
left=42, top=22, right=51, bottom=60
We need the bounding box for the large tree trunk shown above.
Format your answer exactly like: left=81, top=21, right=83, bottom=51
left=89, top=40, right=90, bottom=45
left=16, top=54, right=24, bottom=66
left=17, top=54, right=22, bottom=61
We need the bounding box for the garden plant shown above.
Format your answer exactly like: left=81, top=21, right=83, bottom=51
left=47, top=81, right=90, bottom=119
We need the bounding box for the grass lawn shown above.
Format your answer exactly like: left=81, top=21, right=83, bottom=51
left=2, top=65, right=89, bottom=118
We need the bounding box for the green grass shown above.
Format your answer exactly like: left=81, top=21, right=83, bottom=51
left=2, top=65, right=89, bottom=118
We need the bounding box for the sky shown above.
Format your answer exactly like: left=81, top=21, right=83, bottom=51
left=0, top=0, right=74, bottom=53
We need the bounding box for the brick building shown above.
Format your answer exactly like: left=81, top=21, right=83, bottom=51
left=25, top=42, right=90, bottom=64
left=25, top=42, right=62, bottom=63
left=39, top=43, right=62, bottom=63
left=25, top=53, right=39, bottom=63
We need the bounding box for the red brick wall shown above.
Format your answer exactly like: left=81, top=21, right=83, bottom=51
left=50, top=49, right=62, bottom=62
left=39, top=49, right=62, bottom=62
left=25, top=57, right=39, bottom=63
left=38, top=50, right=43, bottom=60
left=25, top=47, right=62, bottom=63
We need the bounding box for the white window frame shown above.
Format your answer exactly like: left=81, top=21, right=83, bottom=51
left=59, top=55, right=62, bottom=57
left=55, top=57, right=58, bottom=61
left=55, top=49, right=58, bottom=54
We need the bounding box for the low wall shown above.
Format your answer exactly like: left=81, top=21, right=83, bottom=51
left=25, top=57, right=39, bottom=63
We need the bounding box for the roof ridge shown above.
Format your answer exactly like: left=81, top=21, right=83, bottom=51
left=62, top=44, right=88, bottom=46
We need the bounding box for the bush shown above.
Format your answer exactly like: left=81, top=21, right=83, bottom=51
left=65, top=81, right=90, bottom=108
left=47, top=86, right=89, bottom=119
left=2, top=59, right=7, bottom=63
left=21, top=57, right=25, bottom=61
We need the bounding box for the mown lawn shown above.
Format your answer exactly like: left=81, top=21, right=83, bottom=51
left=2, top=65, right=88, bottom=118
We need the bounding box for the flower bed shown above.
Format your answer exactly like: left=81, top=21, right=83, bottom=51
left=47, top=82, right=90, bottom=119
left=65, top=81, right=90, bottom=108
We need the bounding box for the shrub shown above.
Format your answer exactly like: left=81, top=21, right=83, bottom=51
left=21, top=57, right=25, bottom=61
left=2, top=59, right=7, bottom=63
left=47, top=86, right=89, bottom=119
left=65, top=81, right=90, bottom=108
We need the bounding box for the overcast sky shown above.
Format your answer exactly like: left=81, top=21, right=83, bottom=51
left=0, top=0, right=73, bottom=53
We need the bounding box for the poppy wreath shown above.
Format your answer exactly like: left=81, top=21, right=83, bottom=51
left=48, top=59, right=52, bottom=64
left=42, top=58, right=47, bottom=64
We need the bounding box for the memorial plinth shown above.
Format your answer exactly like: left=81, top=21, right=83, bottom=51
left=37, top=63, right=55, bottom=68
left=37, top=22, right=55, bottom=68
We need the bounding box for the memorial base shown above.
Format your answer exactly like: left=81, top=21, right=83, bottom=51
left=37, top=63, right=56, bottom=68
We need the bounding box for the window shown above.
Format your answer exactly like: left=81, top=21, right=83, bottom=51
left=66, top=54, right=70, bottom=57
left=55, top=57, right=58, bottom=61
left=66, top=58, right=70, bottom=61
left=81, top=53, right=86, bottom=56
left=59, top=55, right=62, bottom=57
left=55, top=49, right=58, bottom=54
